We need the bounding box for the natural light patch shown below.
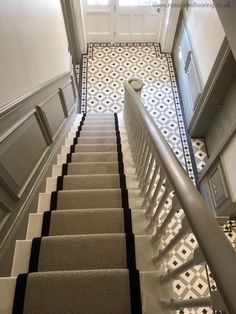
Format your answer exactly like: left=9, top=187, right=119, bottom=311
left=119, top=0, right=156, bottom=5
left=87, top=0, right=109, bottom=5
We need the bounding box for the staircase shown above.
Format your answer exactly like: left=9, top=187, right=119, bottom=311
left=1, top=84, right=236, bottom=313
left=1, top=113, right=163, bottom=313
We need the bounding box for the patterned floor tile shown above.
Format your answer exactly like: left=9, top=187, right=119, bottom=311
left=191, top=138, right=209, bottom=173
left=80, top=42, right=195, bottom=182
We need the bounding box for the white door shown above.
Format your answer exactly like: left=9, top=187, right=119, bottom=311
left=84, top=0, right=161, bottom=43
left=114, top=0, right=161, bottom=42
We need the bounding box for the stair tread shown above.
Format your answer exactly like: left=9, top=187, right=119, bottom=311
left=62, top=174, right=120, bottom=190
left=67, top=162, right=119, bottom=175
left=48, top=208, right=125, bottom=235
left=76, top=137, right=117, bottom=144
left=74, top=144, right=117, bottom=152
left=22, top=270, right=132, bottom=314
left=36, top=234, right=128, bottom=272
left=71, top=152, right=118, bottom=163
left=56, top=189, right=123, bottom=210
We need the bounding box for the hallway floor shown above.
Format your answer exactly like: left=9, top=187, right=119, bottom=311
left=81, top=42, right=196, bottom=180
left=78, top=42, right=236, bottom=314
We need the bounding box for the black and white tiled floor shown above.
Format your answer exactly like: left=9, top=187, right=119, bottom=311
left=79, top=43, right=210, bottom=175
left=191, top=138, right=209, bottom=173
left=81, top=42, right=195, bottom=182
left=78, top=42, right=235, bottom=314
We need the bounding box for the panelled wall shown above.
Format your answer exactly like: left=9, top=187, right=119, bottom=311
left=0, top=0, right=78, bottom=267
left=0, top=73, right=77, bottom=263
left=173, top=5, right=236, bottom=217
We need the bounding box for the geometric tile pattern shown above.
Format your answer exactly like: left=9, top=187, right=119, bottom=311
left=81, top=42, right=196, bottom=183
left=191, top=138, right=209, bottom=173
left=158, top=204, right=214, bottom=314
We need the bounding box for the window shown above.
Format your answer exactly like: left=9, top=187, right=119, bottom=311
left=87, top=0, right=109, bottom=5
left=119, top=0, right=154, bottom=6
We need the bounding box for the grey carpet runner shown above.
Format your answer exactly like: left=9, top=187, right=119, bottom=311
left=13, top=113, right=142, bottom=314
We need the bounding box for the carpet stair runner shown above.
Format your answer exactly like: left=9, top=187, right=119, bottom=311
left=10, top=113, right=145, bottom=313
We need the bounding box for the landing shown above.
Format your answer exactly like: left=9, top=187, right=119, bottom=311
left=80, top=42, right=196, bottom=181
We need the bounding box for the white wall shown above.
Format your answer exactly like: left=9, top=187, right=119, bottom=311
left=0, top=0, right=71, bottom=107
left=214, top=0, right=236, bottom=62
left=184, top=0, right=225, bottom=85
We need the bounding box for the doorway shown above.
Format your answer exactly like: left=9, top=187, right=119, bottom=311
left=84, top=0, right=162, bottom=43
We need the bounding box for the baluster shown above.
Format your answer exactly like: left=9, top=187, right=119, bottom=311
left=142, top=162, right=159, bottom=208
left=162, top=297, right=212, bottom=311
left=145, top=167, right=166, bottom=219
left=160, top=247, right=205, bottom=284
left=134, top=126, right=145, bottom=166
left=211, top=290, right=227, bottom=312
left=151, top=194, right=181, bottom=243
left=147, top=179, right=173, bottom=231
left=138, top=144, right=151, bottom=183
left=140, top=154, right=154, bottom=195
left=153, top=217, right=190, bottom=264
left=131, top=115, right=142, bottom=159
left=136, top=134, right=148, bottom=178
left=132, top=114, right=143, bottom=158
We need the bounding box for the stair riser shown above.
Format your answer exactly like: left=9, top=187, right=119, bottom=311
left=75, top=138, right=117, bottom=144
left=46, top=175, right=139, bottom=193
left=56, top=190, right=123, bottom=210
left=12, top=234, right=154, bottom=275
left=74, top=144, right=117, bottom=153
left=82, top=126, right=115, bottom=131
left=37, top=190, right=143, bottom=213
left=26, top=209, right=148, bottom=240
left=80, top=132, right=116, bottom=137
left=84, top=121, right=115, bottom=126
left=71, top=153, right=118, bottom=163
left=67, top=163, right=119, bottom=175
left=52, top=163, right=136, bottom=177
left=21, top=271, right=132, bottom=314
left=37, top=235, right=128, bottom=272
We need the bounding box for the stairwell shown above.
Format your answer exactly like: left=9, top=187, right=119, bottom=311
left=1, top=113, right=165, bottom=313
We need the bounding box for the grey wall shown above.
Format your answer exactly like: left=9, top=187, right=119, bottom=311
left=206, top=77, right=236, bottom=155
left=0, top=73, right=77, bottom=274
left=0, top=0, right=79, bottom=269
left=173, top=17, right=202, bottom=126
left=61, top=0, right=83, bottom=64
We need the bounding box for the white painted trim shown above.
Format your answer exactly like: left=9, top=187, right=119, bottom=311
left=10, top=235, right=155, bottom=278
left=73, top=0, right=87, bottom=54
left=11, top=240, right=32, bottom=277
left=188, top=37, right=230, bottom=134
left=37, top=193, right=51, bottom=213
left=0, top=72, right=71, bottom=117
left=26, top=214, right=43, bottom=240
left=0, top=277, right=16, bottom=314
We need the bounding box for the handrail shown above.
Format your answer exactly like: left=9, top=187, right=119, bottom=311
left=124, top=79, right=236, bottom=313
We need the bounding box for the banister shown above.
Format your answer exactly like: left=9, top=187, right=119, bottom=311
left=124, top=79, right=236, bottom=313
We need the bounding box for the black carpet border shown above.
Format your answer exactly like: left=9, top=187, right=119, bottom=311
left=50, top=114, right=86, bottom=210
left=123, top=208, right=133, bottom=234
left=114, top=114, right=129, bottom=209
left=12, top=273, right=28, bottom=314
left=114, top=113, right=142, bottom=313
left=129, top=270, right=143, bottom=314
left=28, top=237, right=41, bottom=273
left=41, top=211, right=51, bottom=236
